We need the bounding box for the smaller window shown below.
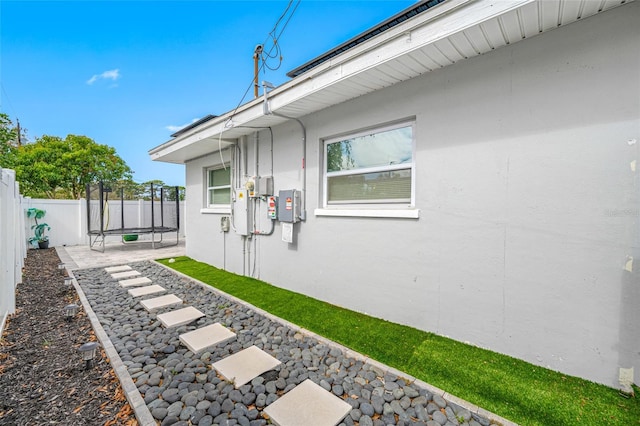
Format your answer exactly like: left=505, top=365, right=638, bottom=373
left=207, top=167, right=231, bottom=208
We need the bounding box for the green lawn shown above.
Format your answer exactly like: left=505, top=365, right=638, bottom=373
left=158, top=256, right=640, bottom=425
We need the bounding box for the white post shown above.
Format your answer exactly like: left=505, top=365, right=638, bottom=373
left=138, top=199, right=144, bottom=228
left=79, top=198, right=88, bottom=244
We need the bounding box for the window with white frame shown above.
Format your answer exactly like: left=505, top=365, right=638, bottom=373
left=206, top=166, right=231, bottom=208
left=323, top=121, right=415, bottom=207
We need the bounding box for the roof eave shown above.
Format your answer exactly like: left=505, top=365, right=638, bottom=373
left=149, top=0, right=631, bottom=164
left=149, top=0, right=475, bottom=164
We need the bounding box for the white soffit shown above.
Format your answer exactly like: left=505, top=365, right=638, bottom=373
left=150, top=0, right=633, bottom=164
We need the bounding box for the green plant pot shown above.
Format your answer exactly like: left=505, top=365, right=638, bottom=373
left=123, top=234, right=138, bottom=242
left=38, top=240, right=49, bottom=249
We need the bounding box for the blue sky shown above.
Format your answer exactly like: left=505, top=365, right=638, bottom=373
left=0, top=0, right=415, bottom=187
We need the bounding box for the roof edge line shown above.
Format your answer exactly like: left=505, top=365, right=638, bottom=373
left=286, top=0, right=450, bottom=78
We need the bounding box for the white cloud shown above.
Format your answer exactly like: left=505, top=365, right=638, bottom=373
left=87, top=69, right=121, bottom=85
left=166, top=118, right=200, bottom=133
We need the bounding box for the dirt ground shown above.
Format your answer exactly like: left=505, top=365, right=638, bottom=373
left=0, top=248, right=137, bottom=426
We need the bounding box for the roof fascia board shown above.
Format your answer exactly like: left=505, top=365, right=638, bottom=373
left=149, top=126, right=233, bottom=158
left=268, top=0, right=533, bottom=112
left=151, top=0, right=535, bottom=162
left=149, top=96, right=265, bottom=157
left=149, top=134, right=235, bottom=162
left=288, top=0, right=475, bottom=80
left=286, top=0, right=452, bottom=78
left=150, top=0, right=474, bottom=160
left=150, top=97, right=292, bottom=162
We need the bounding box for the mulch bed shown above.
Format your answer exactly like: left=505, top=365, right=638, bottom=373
left=0, top=248, right=137, bottom=425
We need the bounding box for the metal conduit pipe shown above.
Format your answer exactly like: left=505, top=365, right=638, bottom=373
left=249, top=129, right=276, bottom=236
left=271, top=111, right=306, bottom=221
left=262, top=81, right=307, bottom=221
left=254, top=131, right=259, bottom=180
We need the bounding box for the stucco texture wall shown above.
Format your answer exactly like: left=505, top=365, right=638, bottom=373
left=185, top=2, right=639, bottom=387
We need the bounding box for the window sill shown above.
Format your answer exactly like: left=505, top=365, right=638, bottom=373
left=314, top=208, right=420, bottom=219
left=200, top=207, right=231, bottom=214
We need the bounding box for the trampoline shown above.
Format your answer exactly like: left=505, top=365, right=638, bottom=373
left=86, top=181, right=180, bottom=252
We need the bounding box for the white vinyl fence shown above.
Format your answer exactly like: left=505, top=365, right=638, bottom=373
left=0, top=168, right=26, bottom=336
left=1, top=176, right=185, bottom=336
left=22, top=198, right=185, bottom=247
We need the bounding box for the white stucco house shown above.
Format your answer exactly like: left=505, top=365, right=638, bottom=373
left=150, top=0, right=639, bottom=389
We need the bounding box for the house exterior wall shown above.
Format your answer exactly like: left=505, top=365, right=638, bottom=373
left=184, top=3, right=639, bottom=387
left=184, top=150, right=245, bottom=273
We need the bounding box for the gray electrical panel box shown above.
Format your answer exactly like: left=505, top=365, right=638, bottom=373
left=233, top=189, right=251, bottom=235
left=277, top=189, right=300, bottom=223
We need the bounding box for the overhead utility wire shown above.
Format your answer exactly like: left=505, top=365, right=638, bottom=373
left=218, top=0, right=299, bottom=168
left=0, top=83, right=18, bottom=117
left=226, top=0, right=300, bottom=122
left=261, top=0, right=301, bottom=71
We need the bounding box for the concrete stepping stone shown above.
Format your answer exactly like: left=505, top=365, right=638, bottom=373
left=111, top=270, right=141, bottom=280
left=128, top=285, right=166, bottom=298
left=140, top=294, right=183, bottom=312
left=119, top=276, right=152, bottom=288
left=263, top=379, right=351, bottom=426
left=104, top=265, right=132, bottom=273
left=157, top=306, right=205, bottom=328
left=212, top=345, right=281, bottom=388
left=179, top=323, right=236, bottom=354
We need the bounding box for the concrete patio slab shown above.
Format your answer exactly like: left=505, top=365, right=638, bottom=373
left=212, top=345, right=281, bottom=387
left=140, top=294, right=183, bottom=312
left=179, top=323, right=236, bottom=354
left=104, top=265, right=132, bottom=273
left=128, top=285, right=166, bottom=298
left=157, top=306, right=205, bottom=328
left=263, top=379, right=351, bottom=426
left=56, top=239, right=185, bottom=271
left=111, top=270, right=141, bottom=280
left=119, top=277, right=152, bottom=288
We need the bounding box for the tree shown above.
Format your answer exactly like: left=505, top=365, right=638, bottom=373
left=165, top=185, right=185, bottom=202
left=136, top=180, right=185, bottom=201
left=138, top=179, right=165, bottom=200
left=110, top=179, right=145, bottom=200
left=13, top=135, right=67, bottom=197
left=0, top=113, right=19, bottom=168
left=13, top=134, right=132, bottom=199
